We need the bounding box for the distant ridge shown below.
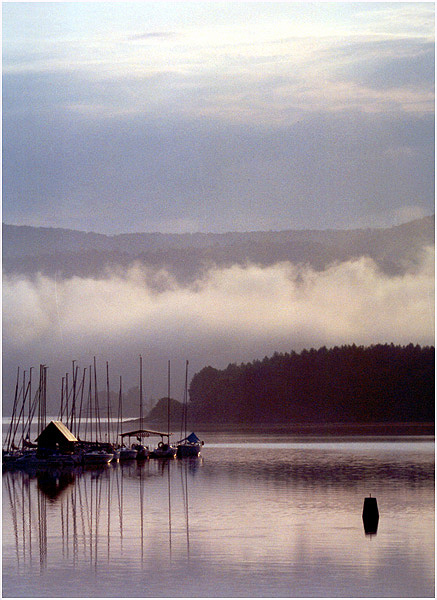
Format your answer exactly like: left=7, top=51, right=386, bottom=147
left=3, top=215, right=434, bottom=254
left=3, top=215, right=434, bottom=282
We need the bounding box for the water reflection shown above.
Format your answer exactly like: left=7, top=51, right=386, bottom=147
left=3, top=440, right=434, bottom=598
left=3, top=458, right=201, bottom=576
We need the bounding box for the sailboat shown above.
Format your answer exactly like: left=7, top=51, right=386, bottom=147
left=132, top=355, right=150, bottom=460
left=82, top=358, right=114, bottom=465
left=117, top=375, right=137, bottom=461
left=177, top=432, right=203, bottom=458
left=176, top=361, right=203, bottom=458
left=149, top=433, right=177, bottom=459
left=150, top=361, right=177, bottom=459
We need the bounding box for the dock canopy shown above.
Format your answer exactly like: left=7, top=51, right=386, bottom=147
left=177, top=432, right=202, bottom=445
left=120, top=429, right=172, bottom=439
left=36, top=421, right=78, bottom=450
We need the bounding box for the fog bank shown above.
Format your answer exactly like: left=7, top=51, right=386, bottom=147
left=3, top=249, right=434, bottom=413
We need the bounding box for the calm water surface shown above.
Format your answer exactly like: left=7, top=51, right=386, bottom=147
left=2, top=435, right=434, bottom=597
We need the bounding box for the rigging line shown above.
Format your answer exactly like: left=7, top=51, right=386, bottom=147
left=23, top=380, right=41, bottom=443
left=18, top=378, right=33, bottom=448
left=77, top=368, right=87, bottom=441
left=5, top=369, right=19, bottom=448
left=5, top=367, right=21, bottom=450
left=58, top=377, right=65, bottom=421
left=11, top=377, right=29, bottom=449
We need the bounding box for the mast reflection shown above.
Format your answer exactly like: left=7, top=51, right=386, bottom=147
left=3, top=457, right=202, bottom=572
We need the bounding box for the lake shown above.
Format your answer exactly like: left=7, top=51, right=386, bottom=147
left=2, top=435, right=434, bottom=597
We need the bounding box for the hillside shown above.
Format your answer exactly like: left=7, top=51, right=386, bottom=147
left=2, top=216, right=434, bottom=284
left=188, top=344, right=435, bottom=426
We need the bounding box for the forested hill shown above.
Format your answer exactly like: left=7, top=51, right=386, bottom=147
left=188, top=344, right=434, bottom=425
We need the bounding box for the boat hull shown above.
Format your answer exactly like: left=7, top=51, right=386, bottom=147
left=135, top=445, right=150, bottom=460
left=118, top=448, right=137, bottom=460
left=150, top=443, right=177, bottom=459
left=176, top=444, right=201, bottom=458
left=82, top=451, right=114, bottom=465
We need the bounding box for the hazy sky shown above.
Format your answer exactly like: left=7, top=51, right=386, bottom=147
left=3, top=2, right=435, bottom=234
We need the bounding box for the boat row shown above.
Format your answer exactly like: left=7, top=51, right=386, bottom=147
left=3, top=358, right=203, bottom=471
left=3, top=429, right=203, bottom=469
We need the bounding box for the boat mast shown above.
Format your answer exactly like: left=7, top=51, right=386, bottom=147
left=5, top=366, right=20, bottom=451
left=139, top=355, right=143, bottom=432
left=65, top=371, right=69, bottom=427
left=77, top=367, right=87, bottom=440
left=70, top=360, right=77, bottom=435
left=167, top=360, right=171, bottom=436
left=117, top=375, right=122, bottom=442
left=10, top=370, right=27, bottom=451
left=106, top=361, right=111, bottom=443
left=93, top=356, right=101, bottom=443
left=84, top=364, right=92, bottom=441
left=37, top=365, right=47, bottom=438
left=17, top=375, right=33, bottom=449
left=184, top=360, right=189, bottom=438
left=59, top=376, right=64, bottom=421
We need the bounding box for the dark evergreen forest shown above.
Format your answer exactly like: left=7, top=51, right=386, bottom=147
left=188, top=344, right=435, bottom=424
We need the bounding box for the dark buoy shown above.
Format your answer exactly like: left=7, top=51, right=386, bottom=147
left=362, top=495, right=379, bottom=535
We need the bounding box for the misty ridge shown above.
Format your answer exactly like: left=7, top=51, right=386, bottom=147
left=2, top=216, right=434, bottom=285
left=2, top=216, right=434, bottom=416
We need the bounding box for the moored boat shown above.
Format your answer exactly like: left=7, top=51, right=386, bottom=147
left=150, top=361, right=177, bottom=458
left=150, top=440, right=177, bottom=459
left=176, top=361, right=203, bottom=458
left=82, top=449, right=114, bottom=465
left=111, top=447, right=120, bottom=462
left=118, top=445, right=138, bottom=460
left=2, top=449, right=23, bottom=466
left=133, top=443, right=150, bottom=460
left=176, top=432, right=203, bottom=458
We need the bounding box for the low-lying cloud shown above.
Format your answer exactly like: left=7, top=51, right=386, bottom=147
left=3, top=249, right=434, bottom=410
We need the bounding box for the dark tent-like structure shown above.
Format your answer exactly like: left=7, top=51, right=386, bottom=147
left=36, top=421, right=78, bottom=452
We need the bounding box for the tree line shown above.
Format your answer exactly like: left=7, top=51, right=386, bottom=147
left=188, top=344, right=434, bottom=424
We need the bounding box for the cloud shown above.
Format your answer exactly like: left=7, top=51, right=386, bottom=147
left=332, top=39, right=435, bottom=91
left=3, top=23, right=434, bottom=124
left=3, top=249, right=434, bottom=411
left=127, top=32, right=179, bottom=41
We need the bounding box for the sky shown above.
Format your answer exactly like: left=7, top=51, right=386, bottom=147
left=2, top=1, right=435, bottom=234
left=2, top=2, right=435, bottom=412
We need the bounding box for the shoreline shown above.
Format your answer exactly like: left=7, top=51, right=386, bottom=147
left=124, top=420, right=435, bottom=437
